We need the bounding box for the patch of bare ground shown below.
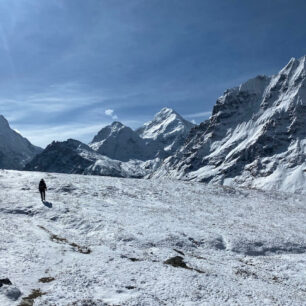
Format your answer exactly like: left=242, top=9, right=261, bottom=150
left=18, top=289, right=46, bottom=306
left=38, top=225, right=91, bottom=254
left=39, top=277, right=55, bottom=283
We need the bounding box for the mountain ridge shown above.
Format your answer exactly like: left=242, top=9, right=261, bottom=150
left=2, top=56, right=305, bottom=193
left=24, top=107, right=194, bottom=177
left=153, top=56, right=306, bottom=193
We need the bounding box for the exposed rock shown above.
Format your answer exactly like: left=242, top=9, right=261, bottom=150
left=0, top=278, right=12, bottom=287
left=154, top=56, right=306, bottom=193
left=164, top=256, right=189, bottom=269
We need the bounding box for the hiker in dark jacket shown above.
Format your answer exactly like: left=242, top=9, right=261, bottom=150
left=39, top=179, right=47, bottom=201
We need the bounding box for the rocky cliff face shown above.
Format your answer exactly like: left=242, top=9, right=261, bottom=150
left=0, top=115, right=42, bottom=170
left=154, top=57, right=306, bottom=193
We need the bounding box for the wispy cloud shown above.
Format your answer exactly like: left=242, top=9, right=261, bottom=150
left=184, top=111, right=211, bottom=119
left=14, top=122, right=106, bottom=148
left=104, top=109, right=118, bottom=120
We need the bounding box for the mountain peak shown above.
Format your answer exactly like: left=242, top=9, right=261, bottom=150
left=136, top=107, right=195, bottom=155
left=90, top=121, right=128, bottom=145
left=158, top=107, right=177, bottom=115
left=153, top=107, right=180, bottom=121
left=111, top=121, right=124, bottom=128
left=89, top=121, right=151, bottom=161
left=279, top=55, right=306, bottom=77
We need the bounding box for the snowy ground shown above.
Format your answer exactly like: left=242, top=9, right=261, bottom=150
left=0, top=170, right=305, bottom=306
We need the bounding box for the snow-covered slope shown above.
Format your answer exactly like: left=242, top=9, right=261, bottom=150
left=0, top=115, right=42, bottom=170
left=137, top=107, right=195, bottom=156
left=89, top=109, right=194, bottom=162
left=0, top=170, right=305, bottom=305
left=25, top=139, right=150, bottom=178
left=154, top=57, right=306, bottom=193
left=89, top=121, right=154, bottom=162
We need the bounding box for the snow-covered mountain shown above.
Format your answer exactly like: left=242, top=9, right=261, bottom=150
left=25, top=108, right=193, bottom=178
left=20, top=56, right=306, bottom=194
left=25, top=138, right=150, bottom=178
left=154, top=56, right=306, bottom=193
left=89, top=121, right=153, bottom=161
left=136, top=107, right=195, bottom=156
left=0, top=115, right=42, bottom=170
left=89, top=109, right=195, bottom=162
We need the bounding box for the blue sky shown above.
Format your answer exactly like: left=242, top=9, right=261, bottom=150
left=0, top=0, right=306, bottom=147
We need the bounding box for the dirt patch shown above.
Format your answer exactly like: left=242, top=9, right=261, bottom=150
left=19, top=289, right=46, bottom=306
left=39, top=277, right=55, bottom=283
left=38, top=225, right=91, bottom=254
left=164, top=256, right=205, bottom=274
left=188, top=237, right=202, bottom=247
left=173, top=249, right=185, bottom=256
left=125, top=286, right=136, bottom=290
left=120, top=255, right=141, bottom=262
left=271, top=275, right=282, bottom=283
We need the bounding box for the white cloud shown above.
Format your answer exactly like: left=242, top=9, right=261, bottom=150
left=0, top=83, right=105, bottom=123
left=105, top=109, right=118, bottom=120
left=105, top=109, right=114, bottom=116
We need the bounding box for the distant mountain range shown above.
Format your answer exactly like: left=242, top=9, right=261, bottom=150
left=24, top=108, right=194, bottom=178
left=1, top=56, right=305, bottom=193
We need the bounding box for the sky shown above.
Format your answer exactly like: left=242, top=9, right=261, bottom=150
left=0, top=0, right=306, bottom=147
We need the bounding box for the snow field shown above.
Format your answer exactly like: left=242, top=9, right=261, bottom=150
left=0, top=170, right=305, bottom=305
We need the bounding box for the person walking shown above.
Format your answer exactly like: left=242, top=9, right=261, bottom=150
left=39, top=179, right=47, bottom=201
